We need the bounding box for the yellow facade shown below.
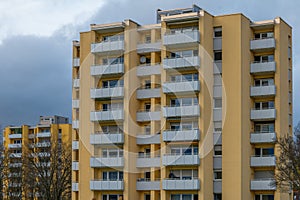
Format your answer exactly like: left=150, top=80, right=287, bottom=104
left=72, top=5, right=293, bottom=200
left=3, top=116, right=72, bottom=199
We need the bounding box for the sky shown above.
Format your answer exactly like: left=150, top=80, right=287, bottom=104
left=0, top=0, right=299, bottom=127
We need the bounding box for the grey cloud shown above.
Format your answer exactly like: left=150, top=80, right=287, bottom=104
left=0, top=35, right=72, bottom=127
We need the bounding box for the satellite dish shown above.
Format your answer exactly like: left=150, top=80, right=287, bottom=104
left=140, top=56, right=146, bottom=64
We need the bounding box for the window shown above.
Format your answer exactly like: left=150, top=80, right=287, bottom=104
left=214, top=171, right=222, bottom=180
left=102, top=34, right=124, bottom=42
left=101, top=125, right=123, bottom=134
left=214, top=99, right=222, bottom=108
left=255, top=148, right=274, bottom=157
left=144, top=103, right=151, bottom=111
left=254, top=123, right=275, bottom=133
left=254, top=79, right=274, bottom=87
left=102, top=171, right=123, bottom=180
left=214, top=27, right=222, bottom=38
left=169, top=169, right=198, bottom=180
left=169, top=146, right=198, bottom=156
left=254, top=55, right=274, bottom=63
left=254, top=101, right=274, bottom=110
left=254, top=32, right=274, bottom=39
left=102, top=80, right=123, bottom=88
left=214, top=145, right=222, bottom=156
left=102, top=103, right=123, bottom=111
left=170, top=73, right=198, bottom=82
left=169, top=121, right=199, bottom=131
left=214, top=51, right=222, bottom=61
left=255, top=194, right=274, bottom=200
left=170, top=98, right=198, bottom=107
left=214, top=193, right=222, bottom=200
left=214, top=122, right=222, bottom=132
left=170, top=50, right=198, bottom=58
left=103, top=57, right=124, bottom=65
left=144, top=80, right=151, bottom=89
left=144, top=125, right=151, bottom=135
left=145, top=35, right=151, bottom=43
left=144, top=194, right=150, bottom=200
left=102, top=148, right=123, bottom=158
left=102, top=195, right=123, bottom=200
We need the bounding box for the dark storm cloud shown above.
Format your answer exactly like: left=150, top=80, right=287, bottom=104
left=0, top=35, right=72, bottom=127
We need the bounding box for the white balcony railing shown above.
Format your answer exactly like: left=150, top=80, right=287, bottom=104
left=90, top=180, right=124, bottom=191
left=163, top=81, right=200, bottom=94
left=91, top=63, right=124, bottom=76
left=163, top=105, right=200, bottom=118
left=90, top=87, right=124, bottom=99
left=162, top=178, right=200, bottom=190
left=163, top=56, right=200, bottom=70
left=90, top=110, right=124, bottom=122
left=163, top=129, right=200, bottom=142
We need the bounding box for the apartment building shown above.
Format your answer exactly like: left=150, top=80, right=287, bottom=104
left=72, top=5, right=293, bottom=200
left=3, top=115, right=71, bottom=199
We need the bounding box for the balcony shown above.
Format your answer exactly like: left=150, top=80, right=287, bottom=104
left=213, top=85, right=222, bottom=98
left=9, top=153, right=22, bottom=158
left=136, top=88, right=161, bottom=99
left=90, top=110, right=124, bottom=122
left=28, top=134, right=35, bottom=139
left=36, top=132, right=51, bottom=138
left=213, top=180, right=222, bottom=193
left=136, top=111, right=160, bottom=122
left=162, top=179, right=200, bottom=190
left=250, top=61, right=276, bottom=74
left=136, top=134, right=160, bottom=145
left=163, top=154, right=200, bottom=166
left=163, top=129, right=200, bottom=142
left=72, top=120, right=79, bottom=129
left=91, top=63, right=124, bottom=76
left=8, top=134, right=22, bottom=139
left=214, top=61, right=222, bottom=74
left=73, top=79, right=80, bottom=88
left=250, top=132, right=277, bottom=144
left=163, top=56, right=200, bottom=70
left=90, top=87, right=124, bottom=99
left=163, top=105, right=200, bottom=118
left=251, top=109, right=276, bottom=121
left=213, top=156, right=222, bottom=169
left=72, top=100, right=80, bottom=109
left=213, top=108, right=222, bottom=122
left=72, top=141, right=79, bottom=150
left=162, top=81, right=200, bottom=94
left=136, top=63, right=161, bottom=76
left=250, top=38, right=276, bottom=52
left=72, top=182, right=79, bottom=192
left=136, top=179, right=160, bottom=191
left=137, top=42, right=161, bottom=54
left=136, top=156, right=161, bottom=168
left=213, top=38, right=222, bottom=50
left=73, top=58, right=80, bottom=67
left=36, top=142, right=51, bottom=148
left=91, top=40, right=124, bottom=54
left=90, top=180, right=124, bottom=191
left=163, top=31, right=200, bottom=47
left=90, top=133, right=124, bottom=145
left=214, top=132, right=222, bottom=145
left=250, top=156, right=276, bottom=167
left=72, top=161, right=79, bottom=171
left=250, top=86, right=276, bottom=97
left=250, top=179, right=276, bottom=191
left=90, top=157, right=124, bottom=168
left=8, top=144, right=22, bottom=149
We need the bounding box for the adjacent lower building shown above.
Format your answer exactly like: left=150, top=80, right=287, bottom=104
left=2, top=115, right=72, bottom=199
left=72, top=5, right=293, bottom=200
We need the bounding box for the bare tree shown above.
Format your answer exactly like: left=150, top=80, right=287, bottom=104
left=275, top=122, right=300, bottom=194
left=23, top=141, right=72, bottom=200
